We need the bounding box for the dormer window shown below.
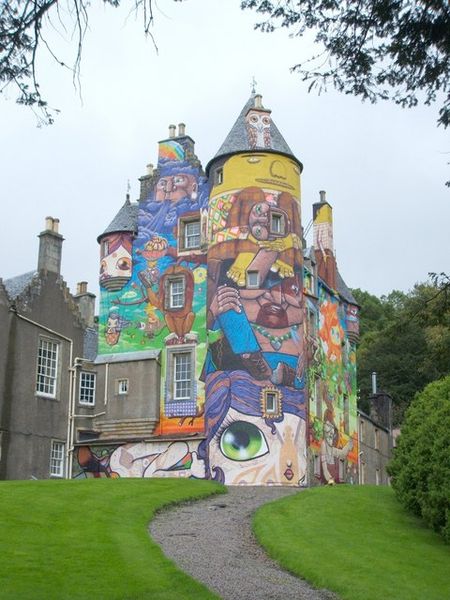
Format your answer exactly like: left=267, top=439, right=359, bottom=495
left=215, top=167, right=223, bottom=185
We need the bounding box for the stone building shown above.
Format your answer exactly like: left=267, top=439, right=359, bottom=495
left=358, top=393, right=393, bottom=485
left=0, top=218, right=96, bottom=479
left=74, top=93, right=362, bottom=486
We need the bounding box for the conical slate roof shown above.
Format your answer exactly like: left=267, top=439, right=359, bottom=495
left=206, top=95, right=302, bottom=174
left=97, top=198, right=139, bottom=242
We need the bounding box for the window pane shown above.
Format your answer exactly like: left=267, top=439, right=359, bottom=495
left=79, top=372, right=96, bottom=405
left=50, top=442, right=65, bottom=477
left=174, top=353, right=191, bottom=400
left=36, top=340, right=58, bottom=396
left=185, top=221, right=200, bottom=248
left=170, top=278, right=185, bottom=308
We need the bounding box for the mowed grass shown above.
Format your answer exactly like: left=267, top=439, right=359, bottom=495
left=253, top=485, right=450, bottom=600
left=0, top=478, right=224, bottom=600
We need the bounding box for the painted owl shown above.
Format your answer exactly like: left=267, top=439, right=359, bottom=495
left=245, top=109, right=272, bottom=149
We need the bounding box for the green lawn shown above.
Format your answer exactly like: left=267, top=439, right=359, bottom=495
left=0, top=478, right=224, bottom=600
left=253, top=485, right=450, bottom=600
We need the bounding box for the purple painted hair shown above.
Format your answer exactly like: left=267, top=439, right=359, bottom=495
left=198, top=370, right=305, bottom=482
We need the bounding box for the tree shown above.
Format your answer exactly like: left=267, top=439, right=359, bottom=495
left=352, top=275, right=450, bottom=424
left=0, top=0, right=159, bottom=124
left=242, top=1, right=450, bottom=129
left=388, top=375, right=450, bottom=543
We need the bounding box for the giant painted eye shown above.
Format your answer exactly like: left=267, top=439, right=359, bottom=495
left=220, top=421, right=269, bottom=462
left=251, top=115, right=258, bottom=123
left=116, top=257, right=131, bottom=271
left=262, top=117, right=270, bottom=125
left=100, top=260, right=107, bottom=274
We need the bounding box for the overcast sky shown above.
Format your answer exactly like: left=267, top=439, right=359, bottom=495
left=1, top=0, right=448, bottom=306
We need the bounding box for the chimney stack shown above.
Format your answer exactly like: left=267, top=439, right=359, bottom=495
left=74, top=281, right=96, bottom=328
left=312, top=191, right=337, bottom=289
left=38, top=216, right=64, bottom=275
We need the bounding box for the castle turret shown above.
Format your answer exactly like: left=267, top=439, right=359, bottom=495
left=97, top=199, right=138, bottom=291
left=204, top=93, right=307, bottom=486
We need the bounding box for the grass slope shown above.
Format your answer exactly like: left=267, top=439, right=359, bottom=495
left=253, top=485, right=450, bottom=600
left=0, top=478, right=224, bottom=600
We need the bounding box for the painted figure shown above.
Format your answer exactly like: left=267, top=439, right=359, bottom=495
left=245, top=109, right=272, bottom=149
left=200, top=370, right=306, bottom=485
left=320, top=407, right=353, bottom=484
left=105, top=308, right=131, bottom=346
left=100, top=233, right=133, bottom=291
left=143, top=172, right=199, bottom=235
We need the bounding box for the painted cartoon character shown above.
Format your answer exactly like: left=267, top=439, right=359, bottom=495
left=200, top=370, right=306, bottom=486
left=100, top=233, right=133, bottom=291
left=320, top=407, right=353, bottom=484
left=143, top=172, right=199, bottom=234
left=109, top=441, right=205, bottom=478
left=105, top=308, right=131, bottom=346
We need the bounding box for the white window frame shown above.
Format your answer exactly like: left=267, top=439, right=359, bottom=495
left=79, top=371, right=96, bottom=406
left=117, top=378, right=129, bottom=395
left=246, top=270, right=260, bottom=288
left=184, top=220, right=200, bottom=249
left=50, top=441, right=65, bottom=478
left=313, top=454, right=321, bottom=477
left=376, top=469, right=380, bottom=486
left=339, top=458, right=346, bottom=481
left=270, top=211, right=285, bottom=236
left=101, top=239, right=109, bottom=258
left=169, top=277, right=185, bottom=309
left=173, top=352, right=192, bottom=401
left=215, top=167, right=223, bottom=185
left=36, top=338, right=59, bottom=398
left=374, top=428, right=380, bottom=450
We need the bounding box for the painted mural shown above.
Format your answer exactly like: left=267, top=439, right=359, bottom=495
left=74, top=442, right=204, bottom=479
left=203, top=151, right=307, bottom=485
left=308, top=284, right=359, bottom=484
left=98, top=137, right=210, bottom=435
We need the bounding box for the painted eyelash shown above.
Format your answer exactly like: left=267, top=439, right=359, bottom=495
left=213, top=414, right=238, bottom=446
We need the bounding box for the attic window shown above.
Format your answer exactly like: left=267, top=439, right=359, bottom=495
left=270, top=211, right=285, bottom=235
left=260, top=388, right=281, bottom=418
left=101, top=239, right=109, bottom=258
left=215, top=168, right=223, bottom=185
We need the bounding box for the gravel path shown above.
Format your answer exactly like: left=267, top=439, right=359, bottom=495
left=150, top=486, right=338, bottom=600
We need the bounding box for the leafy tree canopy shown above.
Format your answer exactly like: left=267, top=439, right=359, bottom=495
left=352, top=274, right=450, bottom=424
left=242, top=1, right=450, bottom=128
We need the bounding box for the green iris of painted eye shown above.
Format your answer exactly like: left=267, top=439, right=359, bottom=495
left=220, top=421, right=269, bottom=462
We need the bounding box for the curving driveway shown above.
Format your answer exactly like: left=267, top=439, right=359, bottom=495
left=150, top=486, right=338, bottom=600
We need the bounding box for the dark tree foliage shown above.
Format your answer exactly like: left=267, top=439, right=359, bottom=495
left=388, top=375, right=450, bottom=543
left=352, top=274, right=450, bottom=424
left=0, top=0, right=158, bottom=124
left=242, top=1, right=450, bottom=128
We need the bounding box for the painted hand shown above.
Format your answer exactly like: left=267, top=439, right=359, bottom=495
left=210, top=285, right=242, bottom=319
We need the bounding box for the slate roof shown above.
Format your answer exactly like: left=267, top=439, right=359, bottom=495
left=83, top=327, right=98, bottom=361
left=206, top=95, right=302, bottom=174
left=98, top=199, right=139, bottom=241
left=3, top=271, right=37, bottom=300
left=336, top=270, right=358, bottom=305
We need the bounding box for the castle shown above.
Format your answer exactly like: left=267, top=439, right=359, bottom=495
left=72, top=93, right=360, bottom=486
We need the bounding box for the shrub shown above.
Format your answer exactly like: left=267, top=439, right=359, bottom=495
left=388, top=375, right=450, bottom=542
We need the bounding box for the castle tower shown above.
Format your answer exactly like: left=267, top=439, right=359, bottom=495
left=201, top=94, right=307, bottom=485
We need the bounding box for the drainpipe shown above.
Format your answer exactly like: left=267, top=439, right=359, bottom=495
left=12, top=310, right=73, bottom=479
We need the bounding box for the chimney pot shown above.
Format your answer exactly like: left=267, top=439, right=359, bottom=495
left=178, top=123, right=186, bottom=136
left=146, top=163, right=154, bottom=176
left=53, top=218, right=60, bottom=233
left=319, top=190, right=326, bottom=203
left=254, top=94, right=263, bottom=108
left=168, top=124, right=176, bottom=138
left=45, top=216, right=53, bottom=231
left=77, top=281, right=88, bottom=295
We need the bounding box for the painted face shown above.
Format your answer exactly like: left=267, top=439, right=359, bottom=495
left=109, top=442, right=205, bottom=479
left=208, top=408, right=306, bottom=485
left=324, top=420, right=336, bottom=447
left=248, top=201, right=270, bottom=239
left=100, top=244, right=132, bottom=284
left=155, top=174, right=197, bottom=202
